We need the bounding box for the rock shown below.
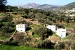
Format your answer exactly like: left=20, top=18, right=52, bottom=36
left=27, top=31, right=32, bottom=36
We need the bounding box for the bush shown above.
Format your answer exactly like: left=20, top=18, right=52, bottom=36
left=1, top=14, right=12, bottom=22
left=4, top=40, right=19, bottom=46
left=36, top=40, right=55, bottom=49
left=55, top=41, right=74, bottom=50
left=34, top=27, right=53, bottom=40
left=1, top=22, right=15, bottom=33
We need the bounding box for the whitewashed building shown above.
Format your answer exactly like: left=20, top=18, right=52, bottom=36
left=46, top=25, right=56, bottom=32
left=70, top=8, right=75, bottom=12
left=69, top=14, right=75, bottom=17
left=46, top=25, right=66, bottom=38
left=16, top=24, right=26, bottom=32
left=56, top=29, right=66, bottom=38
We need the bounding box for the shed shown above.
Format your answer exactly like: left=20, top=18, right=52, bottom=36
left=16, top=24, right=26, bottom=32
left=56, top=28, right=66, bottom=38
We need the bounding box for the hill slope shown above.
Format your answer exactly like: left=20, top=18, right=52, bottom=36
left=58, top=2, right=75, bottom=10
left=65, top=2, right=75, bottom=9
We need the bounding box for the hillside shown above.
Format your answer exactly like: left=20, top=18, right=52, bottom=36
left=65, top=2, right=75, bottom=9
left=0, top=5, right=75, bottom=50
left=57, top=1, right=75, bottom=10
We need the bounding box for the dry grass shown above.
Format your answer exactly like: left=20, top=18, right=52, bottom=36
left=48, top=36, right=60, bottom=43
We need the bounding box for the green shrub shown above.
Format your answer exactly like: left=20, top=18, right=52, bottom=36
left=34, top=27, right=53, bottom=40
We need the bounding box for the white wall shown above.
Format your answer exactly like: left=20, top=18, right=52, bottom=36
left=16, top=24, right=26, bottom=32
left=56, top=29, right=66, bottom=38
left=46, top=25, right=56, bottom=32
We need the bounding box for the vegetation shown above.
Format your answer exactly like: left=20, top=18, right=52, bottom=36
left=36, top=40, right=55, bottom=49
left=0, top=14, right=15, bottom=40
left=0, top=45, right=39, bottom=50
left=6, top=5, right=75, bottom=25
left=34, top=27, right=53, bottom=40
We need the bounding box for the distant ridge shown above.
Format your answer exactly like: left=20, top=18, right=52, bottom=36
left=17, top=3, right=59, bottom=10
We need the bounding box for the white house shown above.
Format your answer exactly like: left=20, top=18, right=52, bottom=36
left=69, top=14, right=75, bottom=17
left=56, top=29, right=66, bottom=38
left=69, top=8, right=75, bottom=12
left=46, top=25, right=56, bottom=32
left=16, top=24, right=26, bottom=32
left=46, top=25, right=66, bottom=38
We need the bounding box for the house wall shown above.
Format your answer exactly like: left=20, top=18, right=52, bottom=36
left=16, top=24, right=26, bottom=32
left=46, top=25, right=56, bottom=32
left=56, top=29, right=66, bottom=38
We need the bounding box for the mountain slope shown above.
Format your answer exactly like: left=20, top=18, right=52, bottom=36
left=37, top=4, right=58, bottom=10
left=23, top=3, right=39, bottom=8
left=18, top=3, right=59, bottom=10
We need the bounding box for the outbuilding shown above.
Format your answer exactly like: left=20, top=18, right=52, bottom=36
left=16, top=24, right=26, bottom=32
left=56, top=28, right=66, bottom=38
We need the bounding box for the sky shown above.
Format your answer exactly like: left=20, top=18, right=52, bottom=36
left=7, top=0, right=75, bottom=6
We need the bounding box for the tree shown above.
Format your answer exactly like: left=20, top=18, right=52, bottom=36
left=1, top=22, right=15, bottom=33
left=0, top=0, right=7, bottom=11
left=34, top=27, right=53, bottom=40
left=2, top=14, right=12, bottom=22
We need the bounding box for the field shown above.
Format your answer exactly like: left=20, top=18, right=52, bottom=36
left=0, top=45, right=39, bottom=50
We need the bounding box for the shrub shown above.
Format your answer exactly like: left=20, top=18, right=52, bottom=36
left=36, top=40, right=55, bottom=49
left=34, top=27, right=53, bottom=40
